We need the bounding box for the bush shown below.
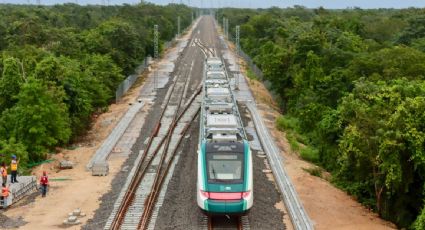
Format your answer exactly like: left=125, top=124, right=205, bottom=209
left=276, top=115, right=299, bottom=131
left=300, top=146, right=319, bottom=162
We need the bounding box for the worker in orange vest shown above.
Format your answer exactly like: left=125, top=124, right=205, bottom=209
left=1, top=183, right=9, bottom=208
left=10, top=155, right=19, bottom=183
left=0, top=163, right=7, bottom=185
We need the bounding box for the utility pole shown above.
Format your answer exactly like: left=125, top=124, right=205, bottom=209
left=235, top=25, right=240, bottom=90
left=222, top=17, right=226, bottom=36
left=225, top=18, right=229, bottom=38
left=177, top=16, right=181, bottom=37
left=154, top=25, right=159, bottom=91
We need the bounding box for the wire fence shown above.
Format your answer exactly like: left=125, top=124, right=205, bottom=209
left=114, top=35, right=181, bottom=102
left=226, top=33, right=265, bottom=80
left=239, top=49, right=264, bottom=80
left=115, top=58, right=150, bottom=102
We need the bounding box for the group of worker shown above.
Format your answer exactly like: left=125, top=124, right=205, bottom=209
left=0, top=155, right=49, bottom=208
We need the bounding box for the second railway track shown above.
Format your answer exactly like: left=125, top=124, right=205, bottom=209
left=106, top=52, right=202, bottom=229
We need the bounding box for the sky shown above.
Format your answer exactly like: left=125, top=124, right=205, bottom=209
left=1, top=0, right=425, bottom=9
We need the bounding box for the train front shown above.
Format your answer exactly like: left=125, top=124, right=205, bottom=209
left=197, top=141, right=253, bottom=215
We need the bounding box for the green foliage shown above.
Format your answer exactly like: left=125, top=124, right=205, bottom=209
left=303, top=166, right=323, bottom=178
left=0, top=56, right=24, bottom=111
left=276, top=115, right=299, bottom=131
left=0, top=138, right=28, bottom=170
left=300, top=146, right=319, bottom=163
left=0, top=78, right=71, bottom=158
left=221, top=6, right=425, bottom=228
left=413, top=202, right=425, bottom=230
left=0, top=3, right=193, bottom=168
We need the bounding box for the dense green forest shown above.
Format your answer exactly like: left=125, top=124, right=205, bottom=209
left=218, top=6, right=425, bottom=229
left=0, top=3, right=192, bottom=169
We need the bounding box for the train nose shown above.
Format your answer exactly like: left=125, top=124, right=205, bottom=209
left=207, top=199, right=246, bottom=214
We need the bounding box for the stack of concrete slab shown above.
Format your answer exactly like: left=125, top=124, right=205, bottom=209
left=0, top=175, right=37, bottom=208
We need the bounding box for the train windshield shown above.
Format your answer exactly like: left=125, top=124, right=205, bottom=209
left=207, top=153, right=244, bottom=183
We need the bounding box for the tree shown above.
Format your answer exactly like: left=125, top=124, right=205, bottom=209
left=337, top=79, right=425, bottom=224
left=0, top=78, right=71, bottom=159
left=0, top=56, right=25, bottom=111
left=0, top=138, right=28, bottom=170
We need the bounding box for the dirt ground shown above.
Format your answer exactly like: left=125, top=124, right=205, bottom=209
left=240, top=61, right=396, bottom=229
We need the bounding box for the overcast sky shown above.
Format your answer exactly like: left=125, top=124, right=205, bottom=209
left=2, top=0, right=425, bottom=9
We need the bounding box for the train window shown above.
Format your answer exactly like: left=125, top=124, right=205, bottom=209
left=206, top=152, right=244, bottom=183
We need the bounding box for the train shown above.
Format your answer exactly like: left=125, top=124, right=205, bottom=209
left=197, top=57, right=253, bottom=215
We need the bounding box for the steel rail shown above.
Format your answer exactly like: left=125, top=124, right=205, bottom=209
left=195, top=39, right=215, bottom=57
left=139, top=104, right=201, bottom=229
left=246, top=102, right=314, bottom=230
left=206, top=216, right=246, bottom=230
left=194, top=39, right=210, bottom=58
left=109, top=58, right=195, bottom=229
left=138, top=62, right=202, bottom=229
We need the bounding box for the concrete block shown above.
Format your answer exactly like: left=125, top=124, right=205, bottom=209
left=92, top=161, right=109, bottom=176
left=63, top=215, right=81, bottom=225
left=60, top=160, right=73, bottom=169
left=73, top=209, right=81, bottom=216
left=68, top=216, right=78, bottom=222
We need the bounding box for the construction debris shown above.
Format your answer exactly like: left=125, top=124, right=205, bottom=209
left=63, top=208, right=85, bottom=225
left=63, top=215, right=80, bottom=225
left=59, top=160, right=74, bottom=169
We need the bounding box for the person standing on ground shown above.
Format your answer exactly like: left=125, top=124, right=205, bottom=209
left=40, top=171, right=49, bottom=197
left=0, top=163, right=7, bottom=185
left=1, top=183, right=9, bottom=208
left=10, top=155, right=19, bottom=183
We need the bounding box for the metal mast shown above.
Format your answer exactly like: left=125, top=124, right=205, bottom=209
left=222, top=17, right=226, bottom=37
left=235, top=25, right=240, bottom=90
left=225, top=18, right=229, bottom=38
left=154, top=25, right=159, bottom=91
left=178, top=16, right=181, bottom=37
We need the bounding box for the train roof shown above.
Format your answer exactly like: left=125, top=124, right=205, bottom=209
left=205, top=142, right=244, bottom=153
left=205, top=57, right=224, bottom=71
left=201, top=57, right=246, bottom=144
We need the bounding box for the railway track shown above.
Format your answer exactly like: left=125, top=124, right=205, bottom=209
left=194, top=38, right=215, bottom=58
left=199, top=215, right=250, bottom=230
left=106, top=53, right=202, bottom=229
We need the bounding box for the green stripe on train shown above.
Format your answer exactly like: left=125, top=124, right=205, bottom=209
left=244, top=140, right=249, bottom=191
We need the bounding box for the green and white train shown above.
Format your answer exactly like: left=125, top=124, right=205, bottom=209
left=197, top=57, right=253, bottom=215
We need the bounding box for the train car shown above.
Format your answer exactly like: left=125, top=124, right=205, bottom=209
left=197, top=57, right=253, bottom=215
